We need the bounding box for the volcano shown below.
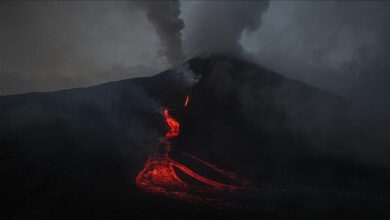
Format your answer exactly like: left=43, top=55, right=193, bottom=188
left=1, top=55, right=390, bottom=219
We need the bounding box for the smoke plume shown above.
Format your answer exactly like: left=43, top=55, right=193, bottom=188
left=183, top=1, right=270, bottom=57
left=136, top=1, right=185, bottom=66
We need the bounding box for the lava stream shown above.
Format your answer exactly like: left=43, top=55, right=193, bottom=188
left=136, top=96, right=251, bottom=206
left=163, top=108, right=179, bottom=141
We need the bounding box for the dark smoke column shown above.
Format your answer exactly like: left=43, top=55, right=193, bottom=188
left=136, top=1, right=185, bottom=66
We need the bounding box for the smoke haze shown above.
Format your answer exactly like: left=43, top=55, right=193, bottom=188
left=240, top=1, right=390, bottom=117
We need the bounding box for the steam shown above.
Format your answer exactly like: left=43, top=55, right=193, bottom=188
left=174, top=63, right=201, bottom=87
left=136, top=1, right=185, bottom=66
left=183, top=1, right=270, bottom=57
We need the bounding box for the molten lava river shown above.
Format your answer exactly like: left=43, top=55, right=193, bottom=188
left=136, top=96, right=257, bottom=207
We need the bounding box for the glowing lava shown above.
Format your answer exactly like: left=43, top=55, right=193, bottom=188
left=163, top=108, right=179, bottom=141
left=136, top=96, right=252, bottom=206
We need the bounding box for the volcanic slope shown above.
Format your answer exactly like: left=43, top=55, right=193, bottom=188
left=1, top=55, right=390, bottom=219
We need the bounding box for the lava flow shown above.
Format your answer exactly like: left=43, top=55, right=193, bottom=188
left=136, top=96, right=252, bottom=206
left=163, top=108, right=179, bottom=142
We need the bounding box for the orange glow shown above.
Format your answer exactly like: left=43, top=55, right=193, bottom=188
left=184, top=96, right=190, bottom=107
left=163, top=108, right=179, bottom=140
left=135, top=96, right=253, bottom=207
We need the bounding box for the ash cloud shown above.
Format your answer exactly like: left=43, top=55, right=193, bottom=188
left=246, top=1, right=390, bottom=118
left=136, top=1, right=185, bottom=66
left=182, top=1, right=270, bottom=57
